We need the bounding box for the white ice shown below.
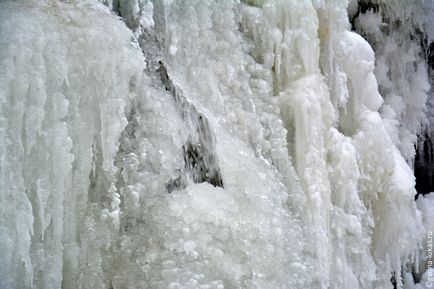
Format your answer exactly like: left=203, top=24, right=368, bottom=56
left=0, top=0, right=433, bottom=289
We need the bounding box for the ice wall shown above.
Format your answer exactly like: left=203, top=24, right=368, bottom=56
left=0, top=0, right=432, bottom=289
left=0, top=2, right=145, bottom=288
left=350, top=0, right=434, bottom=165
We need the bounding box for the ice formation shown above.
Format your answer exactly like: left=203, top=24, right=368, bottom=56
left=0, top=0, right=433, bottom=289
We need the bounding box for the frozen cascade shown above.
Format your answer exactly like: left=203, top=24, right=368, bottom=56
left=350, top=0, right=434, bottom=165
left=0, top=0, right=433, bottom=289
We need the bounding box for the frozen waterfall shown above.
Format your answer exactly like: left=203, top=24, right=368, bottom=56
left=0, top=0, right=433, bottom=288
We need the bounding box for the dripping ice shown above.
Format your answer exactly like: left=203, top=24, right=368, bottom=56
left=0, top=0, right=433, bottom=289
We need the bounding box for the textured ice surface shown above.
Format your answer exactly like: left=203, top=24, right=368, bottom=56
left=0, top=2, right=144, bottom=288
left=0, top=0, right=433, bottom=289
left=351, top=0, right=434, bottom=164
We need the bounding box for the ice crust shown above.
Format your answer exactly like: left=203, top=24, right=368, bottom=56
left=0, top=0, right=433, bottom=289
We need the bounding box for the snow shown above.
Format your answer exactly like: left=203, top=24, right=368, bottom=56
left=0, top=0, right=433, bottom=289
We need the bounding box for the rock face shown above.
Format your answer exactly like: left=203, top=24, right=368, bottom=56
left=0, top=1, right=433, bottom=289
